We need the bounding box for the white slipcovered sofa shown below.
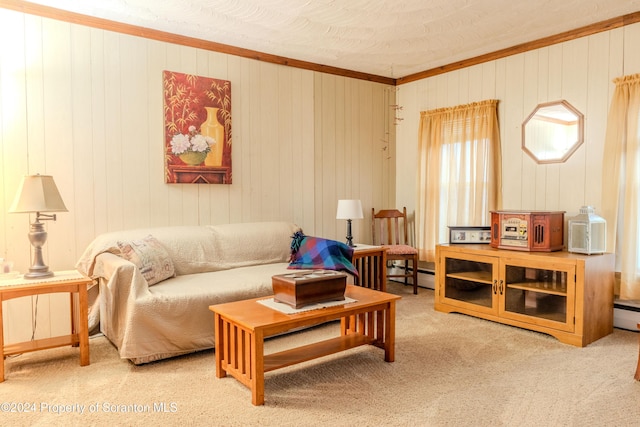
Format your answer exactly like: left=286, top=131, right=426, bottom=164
left=76, top=221, right=301, bottom=364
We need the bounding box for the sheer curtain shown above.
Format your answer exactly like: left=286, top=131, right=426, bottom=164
left=415, top=99, right=502, bottom=262
left=602, top=74, right=640, bottom=301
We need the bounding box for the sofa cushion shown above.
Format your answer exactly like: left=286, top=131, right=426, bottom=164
left=153, top=226, right=220, bottom=275
left=76, top=226, right=219, bottom=277
left=117, top=235, right=175, bottom=285
left=149, top=262, right=293, bottom=298
left=207, top=222, right=301, bottom=270
left=75, top=222, right=302, bottom=279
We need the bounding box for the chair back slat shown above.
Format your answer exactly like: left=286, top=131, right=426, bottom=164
left=371, top=207, right=409, bottom=246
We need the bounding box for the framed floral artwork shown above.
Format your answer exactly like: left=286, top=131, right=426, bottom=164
left=163, top=71, right=232, bottom=184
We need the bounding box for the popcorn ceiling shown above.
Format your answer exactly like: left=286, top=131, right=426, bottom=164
left=26, top=0, right=640, bottom=78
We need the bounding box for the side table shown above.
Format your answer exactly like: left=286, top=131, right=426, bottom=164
left=0, top=270, right=92, bottom=382
left=352, top=244, right=387, bottom=291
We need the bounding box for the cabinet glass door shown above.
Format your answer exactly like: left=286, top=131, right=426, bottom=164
left=440, top=252, right=498, bottom=315
left=499, top=259, right=575, bottom=332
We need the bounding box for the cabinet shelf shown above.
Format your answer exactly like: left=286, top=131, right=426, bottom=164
left=507, top=282, right=567, bottom=296
left=445, top=271, right=492, bottom=284
left=509, top=307, right=566, bottom=323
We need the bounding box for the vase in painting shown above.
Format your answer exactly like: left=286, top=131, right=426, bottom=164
left=200, top=107, right=224, bottom=166
left=178, top=151, right=207, bottom=166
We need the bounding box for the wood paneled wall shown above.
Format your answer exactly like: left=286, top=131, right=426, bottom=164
left=396, top=22, right=640, bottom=237
left=0, top=10, right=394, bottom=342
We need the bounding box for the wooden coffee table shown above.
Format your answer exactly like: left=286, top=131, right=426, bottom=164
left=209, top=285, right=400, bottom=405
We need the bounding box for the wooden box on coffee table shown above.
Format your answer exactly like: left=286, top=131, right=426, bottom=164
left=272, top=270, right=348, bottom=309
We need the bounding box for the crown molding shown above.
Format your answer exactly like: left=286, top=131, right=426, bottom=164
left=397, top=11, right=640, bottom=85
left=2, top=1, right=639, bottom=86
left=0, top=0, right=397, bottom=86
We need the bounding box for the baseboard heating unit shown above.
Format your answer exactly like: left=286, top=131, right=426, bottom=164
left=614, top=300, right=640, bottom=331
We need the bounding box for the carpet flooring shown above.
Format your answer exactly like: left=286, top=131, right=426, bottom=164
left=1, top=281, right=639, bottom=426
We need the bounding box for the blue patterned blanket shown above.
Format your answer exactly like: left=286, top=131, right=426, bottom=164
left=288, top=231, right=358, bottom=277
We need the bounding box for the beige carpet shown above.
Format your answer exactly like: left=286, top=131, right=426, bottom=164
left=2, top=282, right=640, bottom=427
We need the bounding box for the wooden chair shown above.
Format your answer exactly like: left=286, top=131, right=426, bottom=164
left=371, top=207, right=419, bottom=294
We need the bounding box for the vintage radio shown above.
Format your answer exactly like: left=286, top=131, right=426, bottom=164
left=490, top=210, right=565, bottom=252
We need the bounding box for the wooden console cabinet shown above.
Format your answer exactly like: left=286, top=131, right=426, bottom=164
left=435, top=244, right=614, bottom=347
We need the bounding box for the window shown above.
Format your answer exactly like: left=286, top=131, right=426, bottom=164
left=416, top=100, right=501, bottom=262
left=602, top=73, right=640, bottom=301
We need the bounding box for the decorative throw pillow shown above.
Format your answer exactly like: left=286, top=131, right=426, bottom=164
left=117, top=235, right=175, bottom=286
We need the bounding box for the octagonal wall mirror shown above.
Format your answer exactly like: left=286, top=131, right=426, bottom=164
left=522, top=100, right=584, bottom=164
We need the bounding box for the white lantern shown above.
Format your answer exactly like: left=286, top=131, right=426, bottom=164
left=568, top=206, right=606, bottom=255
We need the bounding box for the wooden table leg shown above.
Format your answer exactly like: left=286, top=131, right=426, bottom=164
left=251, top=330, right=264, bottom=406
left=635, top=323, right=640, bottom=381
left=70, top=292, right=78, bottom=347
left=78, top=284, right=89, bottom=366
left=214, top=314, right=227, bottom=378
left=384, top=301, right=396, bottom=362
left=0, top=298, right=4, bottom=382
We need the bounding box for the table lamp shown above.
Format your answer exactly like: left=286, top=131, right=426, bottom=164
left=9, top=174, right=68, bottom=279
left=336, top=199, right=363, bottom=247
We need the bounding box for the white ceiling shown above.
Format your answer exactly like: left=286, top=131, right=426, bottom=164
left=27, top=0, right=640, bottom=79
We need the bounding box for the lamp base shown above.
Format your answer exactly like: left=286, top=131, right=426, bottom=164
left=24, top=220, right=54, bottom=279
left=345, top=219, right=355, bottom=247
left=24, top=268, right=54, bottom=279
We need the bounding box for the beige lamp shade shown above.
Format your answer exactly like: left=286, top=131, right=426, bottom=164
left=9, top=174, right=68, bottom=213
left=336, top=199, right=363, bottom=219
